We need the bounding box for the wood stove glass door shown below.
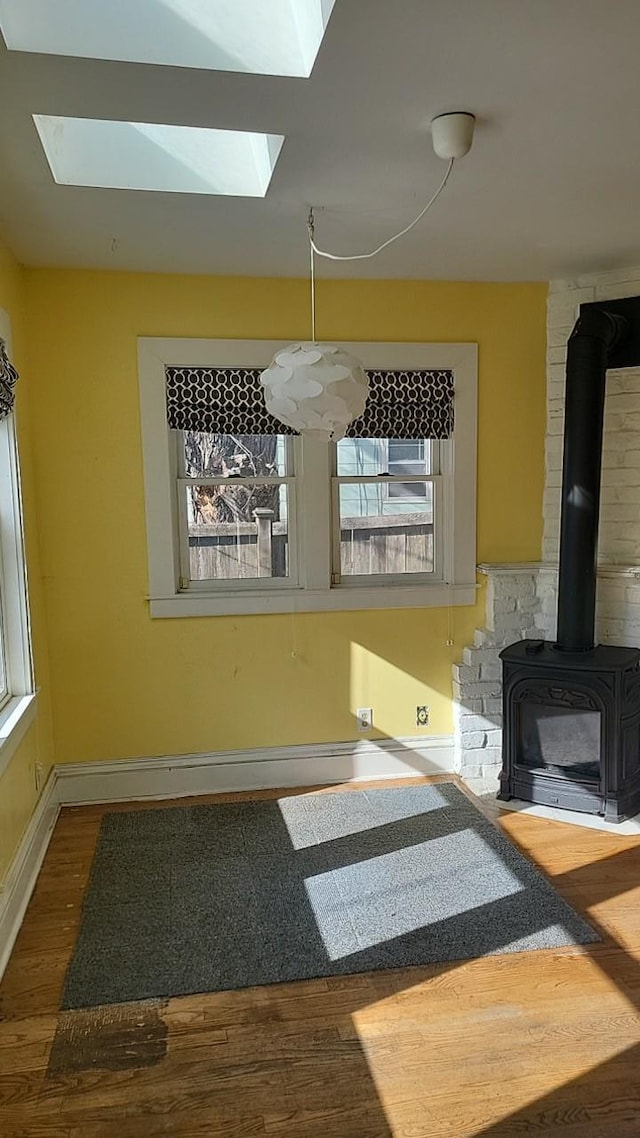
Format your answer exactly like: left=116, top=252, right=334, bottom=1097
left=518, top=701, right=601, bottom=784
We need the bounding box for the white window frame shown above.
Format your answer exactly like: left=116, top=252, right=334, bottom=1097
left=138, top=338, right=478, bottom=617
left=0, top=308, right=36, bottom=778
left=331, top=437, right=443, bottom=585
left=176, top=435, right=298, bottom=591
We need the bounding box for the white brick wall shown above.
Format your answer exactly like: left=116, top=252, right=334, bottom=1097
left=453, top=568, right=540, bottom=792
left=544, top=268, right=640, bottom=567
left=542, top=266, right=640, bottom=644
left=454, top=264, right=640, bottom=794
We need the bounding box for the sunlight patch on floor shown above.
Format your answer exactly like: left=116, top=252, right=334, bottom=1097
left=303, top=829, right=524, bottom=960
left=344, top=943, right=640, bottom=1137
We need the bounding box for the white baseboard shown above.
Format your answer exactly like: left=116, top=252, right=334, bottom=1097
left=56, top=735, right=455, bottom=806
left=0, top=771, right=60, bottom=981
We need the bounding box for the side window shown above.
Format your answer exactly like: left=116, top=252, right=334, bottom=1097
left=0, top=552, right=8, bottom=709
left=0, top=310, right=34, bottom=767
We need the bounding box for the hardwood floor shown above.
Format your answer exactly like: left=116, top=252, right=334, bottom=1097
left=2, top=775, right=640, bottom=1137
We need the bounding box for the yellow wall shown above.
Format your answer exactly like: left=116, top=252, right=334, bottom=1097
left=23, top=270, right=547, bottom=766
left=0, top=242, right=55, bottom=886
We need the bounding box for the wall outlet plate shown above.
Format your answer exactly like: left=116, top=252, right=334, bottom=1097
left=416, top=705, right=430, bottom=727
left=356, top=707, right=373, bottom=731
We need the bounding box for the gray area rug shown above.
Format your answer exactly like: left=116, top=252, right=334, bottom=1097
left=61, top=782, right=598, bottom=1009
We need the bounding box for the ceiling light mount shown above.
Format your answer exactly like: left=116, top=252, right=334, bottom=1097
left=430, top=112, right=476, bottom=160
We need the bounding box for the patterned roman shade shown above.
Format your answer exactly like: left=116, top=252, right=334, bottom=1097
left=0, top=338, right=18, bottom=421
left=165, top=366, right=454, bottom=439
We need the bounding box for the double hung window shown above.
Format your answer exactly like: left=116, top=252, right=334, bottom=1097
left=138, top=339, right=477, bottom=616
left=0, top=309, right=35, bottom=775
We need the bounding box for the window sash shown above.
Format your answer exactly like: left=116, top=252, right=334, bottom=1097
left=335, top=439, right=441, bottom=478
left=330, top=474, right=443, bottom=585
left=177, top=431, right=291, bottom=479
left=388, top=438, right=440, bottom=481
left=175, top=434, right=298, bottom=589
left=331, top=439, right=442, bottom=584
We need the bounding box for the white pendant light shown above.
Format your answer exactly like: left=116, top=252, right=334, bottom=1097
left=260, top=342, right=369, bottom=441
left=260, top=111, right=475, bottom=438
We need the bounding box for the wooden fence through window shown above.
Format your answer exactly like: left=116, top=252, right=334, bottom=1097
left=188, top=512, right=434, bottom=580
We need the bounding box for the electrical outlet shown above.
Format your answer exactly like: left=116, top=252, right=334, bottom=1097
left=356, top=707, right=373, bottom=731
left=416, top=705, right=430, bottom=727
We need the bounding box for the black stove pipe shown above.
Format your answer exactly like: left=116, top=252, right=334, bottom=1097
left=555, top=308, right=628, bottom=652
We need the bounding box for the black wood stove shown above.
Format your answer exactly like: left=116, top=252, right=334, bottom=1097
left=499, top=297, right=640, bottom=821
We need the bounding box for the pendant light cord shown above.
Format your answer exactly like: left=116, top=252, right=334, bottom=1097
left=308, top=158, right=454, bottom=263
left=307, top=209, right=316, bottom=342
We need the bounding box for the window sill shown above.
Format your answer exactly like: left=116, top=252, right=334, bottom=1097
left=149, top=582, right=478, bottom=618
left=0, top=692, right=38, bottom=780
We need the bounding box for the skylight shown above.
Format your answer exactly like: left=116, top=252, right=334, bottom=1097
left=33, top=116, right=285, bottom=197
left=0, top=0, right=336, bottom=78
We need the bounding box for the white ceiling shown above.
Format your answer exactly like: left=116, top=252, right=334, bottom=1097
left=1, top=0, right=640, bottom=280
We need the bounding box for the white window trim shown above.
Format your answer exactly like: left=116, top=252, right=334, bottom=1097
left=0, top=308, right=36, bottom=778
left=138, top=338, right=478, bottom=617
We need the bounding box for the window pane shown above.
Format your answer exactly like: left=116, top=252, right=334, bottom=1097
left=0, top=599, right=7, bottom=703
left=183, top=433, right=288, bottom=477
left=338, top=482, right=433, bottom=576
left=336, top=438, right=388, bottom=476
left=388, top=440, right=425, bottom=464
left=336, top=437, right=433, bottom=477
left=388, top=481, right=427, bottom=499
left=186, top=484, right=289, bottom=580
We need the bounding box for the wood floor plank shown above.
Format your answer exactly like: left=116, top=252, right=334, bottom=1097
left=1, top=775, right=640, bottom=1137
